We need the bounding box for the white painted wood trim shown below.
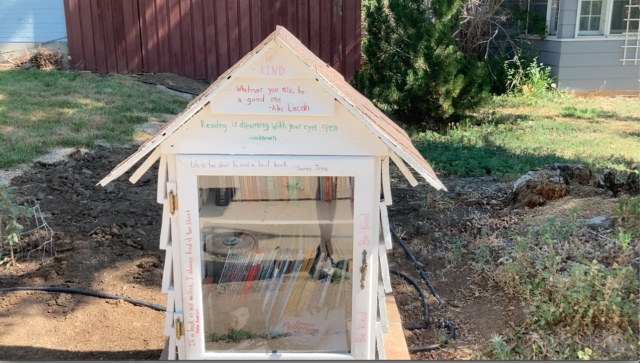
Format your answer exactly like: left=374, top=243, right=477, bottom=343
left=166, top=155, right=185, bottom=356
left=377, top=281, right=389, bottom=333
left=176, top=162, right=204, bottom=359
left=388, top=150, right=418, bottom=187
left=381, top=156, right=392, bottom=206
left=168, top=328, right=177, bottom=360
left=378, top=240, right=392, bottom=294
left=164, top=288, right=175, bottom=336
left=375, top=322, right=385, bottom=360
left=379, top=201, right=392, bottom=250
left=176, top=155, right=378, bottom=360
left=129, top=147, right=161, bottom=184
left=161, top=243, right=173, bottom=293
left=159, top=204, right=170, bottom=250
left=157, top=154, right=168, bottom=204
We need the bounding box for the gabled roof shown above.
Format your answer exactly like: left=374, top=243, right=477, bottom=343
left=99, top=26, right=445, bottom=191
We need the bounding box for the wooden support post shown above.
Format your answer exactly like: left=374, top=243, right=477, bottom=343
left=157, top=154, right=168, bottom=204
left=161, top=244, right=173, bottom=293
left=164, top=288, right=175, bottom=336
left=381, top=156, right=392, bottom=205
left=375, top=322, right=386, bottom=360
left=379, top=201, right=392, bottom=250
left=389, top=149, right=418, bottom=187
left=378, top=239, right=392, bottom=294
left=129, top=146, right=161, bottom=184
left=378, top=280, right=389, bottom=333
left=159, top=204, right=170, bottom=250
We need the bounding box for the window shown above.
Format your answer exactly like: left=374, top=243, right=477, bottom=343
left=610, top=0, right=640, bottom=34
left=579, top=0, right=605, bottom=33
left=570, top=0, right=640, bottom=36
left=175, top=155, right=378, bottom=360
left=549, top=0, right=561, bottom=35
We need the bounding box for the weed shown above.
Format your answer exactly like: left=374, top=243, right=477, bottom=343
left=452, top=237, right=463, bottom=262
left=490, top=333, right=513, bottom=360
left=613, top=228, right=634, bottom=250
left=616, top=196, right=640, bottom=230
left=577, top=348, right=592, bottom=360
left=0, top=185, right=33, bottom=266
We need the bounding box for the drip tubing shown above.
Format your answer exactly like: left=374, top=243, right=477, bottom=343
left=390, top=225, right=446, bottom=311
left=0, top=286, right=166, bottom=311
left=389, top=269, right=429, bottom=328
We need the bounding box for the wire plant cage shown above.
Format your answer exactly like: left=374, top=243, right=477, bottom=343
left=0, top=197, right=55, bottom=265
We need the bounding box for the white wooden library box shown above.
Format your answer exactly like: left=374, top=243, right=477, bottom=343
left=99, top=26, right=445, bottom=360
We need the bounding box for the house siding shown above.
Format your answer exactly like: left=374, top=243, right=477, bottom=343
left=0, top=0, right=66, bottom=42
left=535, top=38, right=640, bottom=91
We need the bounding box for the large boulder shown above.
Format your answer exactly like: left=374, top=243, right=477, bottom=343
left=513, top=169, right=568, bottom=207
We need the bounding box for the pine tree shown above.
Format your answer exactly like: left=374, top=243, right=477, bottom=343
left=352, top=0, right=490, bottom=130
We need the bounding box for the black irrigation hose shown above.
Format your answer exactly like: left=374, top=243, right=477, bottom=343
left=390, top=224, right=456, bottom=351
left=389, top=269, right=456, bottom=352
left=0, top=286, right=166, bottom=312
left=389, top=269, right=429, bottom=328
left=390, top=225, right=446, bottom=311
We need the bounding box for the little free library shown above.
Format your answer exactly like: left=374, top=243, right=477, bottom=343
left=99, top=26, right=446, bottom=360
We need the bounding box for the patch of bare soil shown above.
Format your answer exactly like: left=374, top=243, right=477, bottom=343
left=0, top=144, right=631, bottom=360
left=0, top=147, right=166, bottom=360
left=385, top=171, right=631, bottom=360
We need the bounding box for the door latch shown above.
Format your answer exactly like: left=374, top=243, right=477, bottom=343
left=168, top=190, right=178, bottom=215
left=360, top=250, right=368, bottom=290
left=175, top=317, right=184, bottom=339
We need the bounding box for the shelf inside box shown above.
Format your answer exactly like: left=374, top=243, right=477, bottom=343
left=199, top=199, right=354, bottom=225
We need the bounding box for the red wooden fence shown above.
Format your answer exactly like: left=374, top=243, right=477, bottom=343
left=63, top=0, right=361, bottom=81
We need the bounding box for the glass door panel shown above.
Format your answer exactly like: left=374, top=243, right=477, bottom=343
left=198, top=175, right=355, bottom=354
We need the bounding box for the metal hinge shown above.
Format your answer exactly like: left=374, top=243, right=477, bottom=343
left=175, top=317, right=184, bottom=339
left=168, top=190, right=178, bottom=215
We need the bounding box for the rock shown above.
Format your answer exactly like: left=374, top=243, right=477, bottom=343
left=81, top=168, right=93, bottom=175
left=36, top=191, right=45, bottom=200
left=513, top=169, right=567, bottom=207
left=21, top=61, right=32, bottom=70
left=587, top=215, right=614, bottom=230
left=623, top=172, right=639, bottom=195
left=136, top=228, right=146, bottom=236
left=602, top=169, right=624, bottom=197
left=552, top=163, right=593, bottom=185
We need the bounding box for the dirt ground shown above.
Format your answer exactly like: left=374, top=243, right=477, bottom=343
left=1, top=69, right=637, bottom=359
left=0, top=147, right=167, bottom=360
left=0, top=134, right=632, bottom=358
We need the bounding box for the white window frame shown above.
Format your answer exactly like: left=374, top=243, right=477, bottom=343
left=573, top=0, right=629, bottom=36
left=174, top=154, right=380, bottom=360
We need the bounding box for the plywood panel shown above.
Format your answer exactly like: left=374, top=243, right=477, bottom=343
left=162, top=100, right=388, bottom=156
left=210, top=77, right=335, bottom=115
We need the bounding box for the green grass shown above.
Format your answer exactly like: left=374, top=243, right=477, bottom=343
left=413, top=93, right=640, bottom=180
left=0, top=70, right=190, bottom=168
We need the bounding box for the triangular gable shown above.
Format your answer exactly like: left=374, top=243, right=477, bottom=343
left=99, top=26, right=445, bottom=191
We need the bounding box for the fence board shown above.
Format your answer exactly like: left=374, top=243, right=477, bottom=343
left=64, top=0, right=361, bottom=80
left=192, top=0, right=207, bottom=80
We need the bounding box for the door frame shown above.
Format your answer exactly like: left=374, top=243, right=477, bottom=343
left=175, top=154, right=380, bottom=360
